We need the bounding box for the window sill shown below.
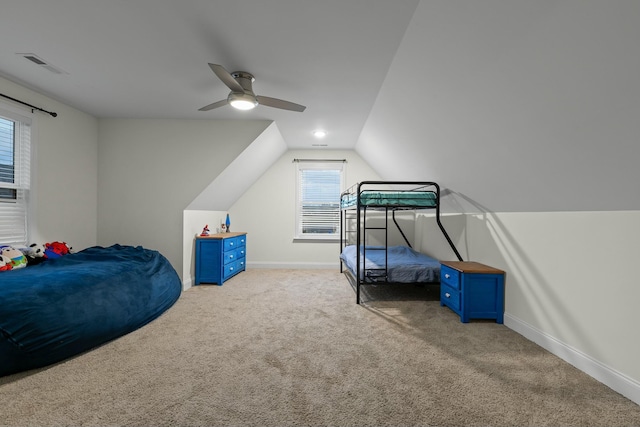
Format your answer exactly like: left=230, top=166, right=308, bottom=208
left=293, top=237, right=340, bottom=243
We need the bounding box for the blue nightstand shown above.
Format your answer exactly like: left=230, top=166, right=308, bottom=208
left=440, top=261, right=505, bottom=323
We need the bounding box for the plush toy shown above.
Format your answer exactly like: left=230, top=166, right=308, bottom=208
left=200, top=224, right=210, bottom=237
left=0, top=254, right=12, bottom=272
left=24, top=243, right=47, bottom=266
left=44, top=241, right=70, bottom=259
left=0, top=246, right=27, bottom=270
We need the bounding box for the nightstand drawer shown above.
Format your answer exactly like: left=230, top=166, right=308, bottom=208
left=440, top=265, right=460, bottom=289
left=440, top=284, right=460, bottom=312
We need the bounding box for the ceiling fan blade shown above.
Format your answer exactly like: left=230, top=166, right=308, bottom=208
left=198, top=99, right=228, bottom=111
left=256, top=96, right=306, bottom=112
left=209, top=63, right=244, bottom=93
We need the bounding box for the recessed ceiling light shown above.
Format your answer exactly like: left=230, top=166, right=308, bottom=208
left=313, top=130, right=327, bottom=138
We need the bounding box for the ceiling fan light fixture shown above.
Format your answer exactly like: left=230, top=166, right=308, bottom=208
left=228, top=92, right=258, bottom=110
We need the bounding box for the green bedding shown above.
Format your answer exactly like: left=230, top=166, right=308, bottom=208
left=341, top=190, right=437, bottom=209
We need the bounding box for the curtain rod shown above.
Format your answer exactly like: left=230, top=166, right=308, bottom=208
left=0, top=92, right=58, bottom=117
left=292, top=159, right=347, bottom=163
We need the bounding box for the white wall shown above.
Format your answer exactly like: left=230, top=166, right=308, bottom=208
left=182, top=209, right=227, bottom=289
left=97, top=118, right=271, bottom=278
left=228, top=149, right=381, bottom=269
left=0, top=76, right=98, bottom=250
left=356, top=0, right=640, bottom=403
left=415, top=209, right=640, bottom=403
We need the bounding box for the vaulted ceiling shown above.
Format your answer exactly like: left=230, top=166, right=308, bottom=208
left=3, top=1, right=640, bottom=213
left=0, top=0, right=419, bottom=150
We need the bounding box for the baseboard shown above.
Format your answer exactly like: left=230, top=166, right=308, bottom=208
left=247, top=261, right=339, bottom=270
left=504, top=313, right=640, bottom=406
left=182, top=277, right=193, bottom=291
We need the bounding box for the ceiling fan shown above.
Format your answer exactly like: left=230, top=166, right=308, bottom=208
left=199, top=63, right=306, bottom=112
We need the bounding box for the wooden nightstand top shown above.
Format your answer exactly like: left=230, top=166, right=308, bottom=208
left=440, top=261, right=504, bottom=275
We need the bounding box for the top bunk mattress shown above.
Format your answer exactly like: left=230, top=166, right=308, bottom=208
left=340, top=190, right=437, bottom=209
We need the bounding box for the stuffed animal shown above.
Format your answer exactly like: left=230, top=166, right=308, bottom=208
left=24, top=243, right=47, bottom=266
left=0, top=246, right=27, bottom=270
left=0, top=254, right=12, bottom=272
left=44, top=241, right=71, bottom=259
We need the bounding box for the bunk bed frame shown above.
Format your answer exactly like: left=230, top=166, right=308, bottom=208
left=339, top=181, right=463, bottom=304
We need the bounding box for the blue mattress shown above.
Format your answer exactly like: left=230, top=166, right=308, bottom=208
left=0, top=244, right=181, bottom=377
left=340, top=245, right=440, bottom=283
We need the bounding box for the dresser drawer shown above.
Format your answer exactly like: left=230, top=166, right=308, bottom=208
left=223, top=236, right=242, bottom=251
left=223, top=259, right=245, bottom=280
left=236, top=235, right=246, bottom=248
left=440, top=265, right=460, bottom=289
left=223, top=248, right=240, bottom=265
left=440, top=284, right=461, bottom=312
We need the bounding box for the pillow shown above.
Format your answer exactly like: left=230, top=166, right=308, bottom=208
left=0, top=246, right=27, bottom=270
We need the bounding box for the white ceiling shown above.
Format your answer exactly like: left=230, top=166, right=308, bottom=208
left=0, top=0, right=420, bottom=149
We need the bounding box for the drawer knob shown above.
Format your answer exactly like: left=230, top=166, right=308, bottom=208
left=445, top=292, right=451, bottom=298
left=230, top=242, right=234, bottom=246
left=445, top=274, right=450, bottom=279
left=230, top=267, right=234, bottom=271
left=230, top=255, right=234, bottom=259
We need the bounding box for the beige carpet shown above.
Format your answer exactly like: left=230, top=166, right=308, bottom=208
left=1, top=268, right=639, bottom=426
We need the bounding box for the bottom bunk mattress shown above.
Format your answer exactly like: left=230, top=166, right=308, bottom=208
left=340, top=245, right=440, bottom=283
left=0, top=244, right=181, bottom=377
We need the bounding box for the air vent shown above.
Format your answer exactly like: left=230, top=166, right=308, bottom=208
left=312, top=144, right=328, bottom=147
left=17, top=53, right=68, bottom=74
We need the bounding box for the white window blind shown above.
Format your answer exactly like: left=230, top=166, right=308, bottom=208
left=295, top=160, right=344, bottom=239
left=0, top=107, right=31, bottom=246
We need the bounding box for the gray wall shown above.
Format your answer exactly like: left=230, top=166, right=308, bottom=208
left=97, top=118, right=270, bottom=277
left=358, top=0, right=640, bottom=212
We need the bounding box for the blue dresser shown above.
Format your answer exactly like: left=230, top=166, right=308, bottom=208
left=440, top=261, right=505, bottom=323
left=195, top=232, right=247, bottom=285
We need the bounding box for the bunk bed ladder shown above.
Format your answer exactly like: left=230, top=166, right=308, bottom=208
left=361, top=206, right=389, bottom=285
left=355, top=202, right=390, bottom=303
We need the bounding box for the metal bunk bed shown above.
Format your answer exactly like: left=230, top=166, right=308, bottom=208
left=339, top=181, right=463, bottom=304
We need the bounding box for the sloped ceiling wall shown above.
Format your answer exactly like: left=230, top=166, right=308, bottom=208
left=357, top=0, right=640, bottom=212
left=187, top=122, right=287, bottom=211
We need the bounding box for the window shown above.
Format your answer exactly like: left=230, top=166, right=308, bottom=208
left=0, top=106, right=31, bottom=246
left=295, top=160, right=344, bottom=240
